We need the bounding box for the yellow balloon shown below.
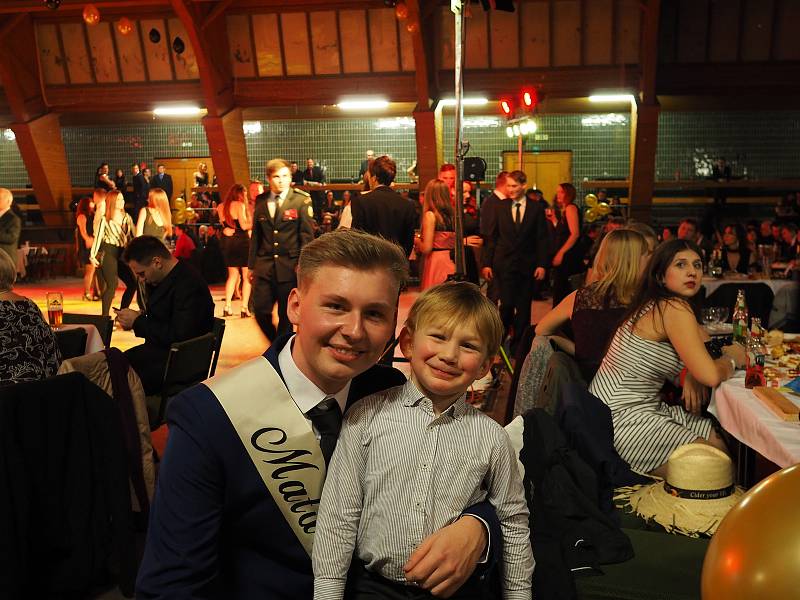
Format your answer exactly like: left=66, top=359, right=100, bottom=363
left=173, top=198, right=186, bottom=211
left=185, top=206, right=196, bottom=222
left=701, top=464, right=800, bottom=599
left=596, top=202, right=612, bottom=216
left=584, top=193, right=598, bottom=208
left=584, top=207, right=598, bottom=222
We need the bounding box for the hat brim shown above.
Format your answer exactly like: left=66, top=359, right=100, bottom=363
left=629, top=481, right=745, bottom=537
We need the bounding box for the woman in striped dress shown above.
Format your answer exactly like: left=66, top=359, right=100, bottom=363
left=589, top=239, right=745, bottom=477
left=90, top=190, right=136, bottom=317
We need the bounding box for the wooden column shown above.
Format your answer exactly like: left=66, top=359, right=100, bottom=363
left=0, top=14, right=71, bottom=225
left=413, top=106, right=443, bottom=188
left=628, top=99, right=660, bottom=223
left=203, top=108, right=251, bottom=192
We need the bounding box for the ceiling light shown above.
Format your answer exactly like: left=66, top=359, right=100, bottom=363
left=439, top=97, right=489, bottom=107
left=337, top=98, right=389, bottom=110
left=243, top=121, right=262, bottom=135
left=588, top=93, right=635, bottom=103
left=3, top=129, right=15, bottom=141
left=153, top=105, right=204, bottom=117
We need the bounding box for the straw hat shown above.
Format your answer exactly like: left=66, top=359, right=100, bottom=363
left=627, top=443, right=745, bottom=537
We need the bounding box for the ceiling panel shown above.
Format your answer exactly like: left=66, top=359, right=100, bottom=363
left=113, top=20, right=146, bottom=82
left=59, top=22, right=93, bottom=84
left=489, top=9, right=519, bottom=69
left=252, top=13, right=283, bottom=76
left=368, top=8, right=400, bottom=72
left=310, top=11, right=341, bottom=75
left=36, top=23, right=67, bottom=85
left=708, top=0, right=740, bottom=62
left=465, top=8, right=489, bottom=69
left=552, top=0, right=581, bottom=67
left=339, top=9, right=370, bottom=73
left=615, top=0, right=641, bottom=64
left=281, top=12, right=312, bottom=75
left=584, top=0, right=613, bottom=65
left=521, top=1, right=550, bottom=67
left=399, top=22, right=414, bottom=71
left=228, top=14, right=257, bottom=78
left=167, top=18, right=199, bottom=80
left=140, top=19, right=174, bottom=81
left=740, top=0, right=773, bottom=62
left=774, top=0, right=800, bottom=60
left=86, top=21, right=119, bottom=83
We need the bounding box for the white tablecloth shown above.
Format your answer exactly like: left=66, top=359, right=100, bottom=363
left=709, top=375, right=800, bottom=469
left=57, top=323, right=105, bottom=354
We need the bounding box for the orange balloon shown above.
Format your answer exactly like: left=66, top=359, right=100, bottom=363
left=395, top=1, right=409, bottom=20
left=116, top=17, right=134, bottom=36
left=406, top=20, right=418, bottom=33
left=82, top=4, right=100, bottom=26
left=702, top=464, right=800, bottom=599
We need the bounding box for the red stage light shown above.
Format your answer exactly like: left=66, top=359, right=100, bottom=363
left=522, top=89, right=537, bottom=108
left=500, top=99, right=512, bottom=115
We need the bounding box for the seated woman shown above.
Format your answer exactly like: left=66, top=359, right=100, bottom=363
left=589, top=239, right=746, bottom=477
left=536, top=229, right=650, bottom=381
left=0, top=251, right=60, bottom=385
left=720, top=223, right=753, bottom=274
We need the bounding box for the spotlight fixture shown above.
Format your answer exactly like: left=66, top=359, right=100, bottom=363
left=499, top=99, right=512, bottom=116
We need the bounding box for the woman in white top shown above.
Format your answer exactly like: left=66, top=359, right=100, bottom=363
left=589, top=239, right=746, bottom=477
left=90, top=190, right=136, bottom=317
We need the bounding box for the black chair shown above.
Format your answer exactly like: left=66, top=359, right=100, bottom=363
left=62, top=313, right=114, bottom=349
left=209, top=317, right=226, bottom=378
left=54, top=327, right=88, bottom=360
left=705, top=282, right=774, bottom=327
left=147, top=331, right=217, bottom=430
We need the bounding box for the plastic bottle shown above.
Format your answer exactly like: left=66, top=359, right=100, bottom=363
left=732, top=289, right=749, bottom=344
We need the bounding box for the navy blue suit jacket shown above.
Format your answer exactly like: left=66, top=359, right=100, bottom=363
left=137, top=337, right=500, bottom=599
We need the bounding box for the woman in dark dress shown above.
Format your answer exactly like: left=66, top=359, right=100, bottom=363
left=720, top=223, right=752, bottom=274
left=113, top=168, right=126, bottom=193
left=535, top=229, right=650, bottom=381
left=216, top=184, right=252, bottom=317
left=75, top=196, right=99, bottom=301
left=194, top=162, right=210, bottom=187
left=551, top=182, right=584, bottom=305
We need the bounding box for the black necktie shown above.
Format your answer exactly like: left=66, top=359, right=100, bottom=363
left=307, top=398, right=342, bottom=466
left=514, top=202, right=521, bottom=226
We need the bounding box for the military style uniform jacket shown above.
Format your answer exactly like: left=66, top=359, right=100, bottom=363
left=248, top=188, right=315, bottom=282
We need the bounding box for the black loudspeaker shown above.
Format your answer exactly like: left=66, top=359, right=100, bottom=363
left=464, top=157, right=487, bottom=182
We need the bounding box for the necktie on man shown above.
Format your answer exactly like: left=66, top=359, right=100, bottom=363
left=307, top=398, right=342, bottom=466
left=514, top=202, right=521, bottom=226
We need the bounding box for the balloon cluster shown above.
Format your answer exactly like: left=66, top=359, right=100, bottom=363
left=172, top=197, right=196, bottom=225
left=583, top=193, right=612, bottom=222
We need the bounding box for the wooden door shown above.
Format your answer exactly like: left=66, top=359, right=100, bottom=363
left=502, top=151, right=572, bottom=205
left=155, top=157, right=213, bottom=206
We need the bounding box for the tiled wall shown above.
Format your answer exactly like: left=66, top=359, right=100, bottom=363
left=0, top=111, right=798, bottom=189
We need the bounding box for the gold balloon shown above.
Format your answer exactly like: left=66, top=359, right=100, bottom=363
left=701, top=464, right=800, bottom=599
left=584, top=193, right=598, bottom=208
left=596, top=202, right=611, bottom=216
left=116, top=17, right=134, bottom=36
left=172, top=198, right=186, bottom=224
left=584, top=207, right=598, bottom=222
left=184, top=206, right=197, bottom=223
left=82, top=4, right=100, bottom=26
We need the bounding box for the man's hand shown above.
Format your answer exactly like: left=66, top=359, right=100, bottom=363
left=682, top=372, right=709, bottom=415
left=114, top=307, right=141, bottom=331
left=464, top=235, right=483, bottom=248
left=480, top=267, right=493, bottom=281
left=403, top=515, right=487, bottom=598
left=533, top=267, right=546, bottom=280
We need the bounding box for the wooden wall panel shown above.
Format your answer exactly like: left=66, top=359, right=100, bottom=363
left=399, top=24, right=415, bottom=71
left=339, top=10, right=370, bottom=73
left=521, top=1, right=549, bottom=67
left=59, top=23, right=93, bottom=84
left=615, top=0, right=641, bottom=64
left=676, top=0, right=707, bottom=63
left=552, top=0, right=581, bottom=66
left=227, top=14, right=257, bottom=78
left=86, top=22, right=118, bottom=83
left=774, top=0, right=800, bottom=60
left=252, top=13, right=283, bottom=76
left=35, top=23, right=67, bottom=85
left=465, top=8, right=489, bottom=69
left=280, top=12, right=312, bottom=75
left=114, top=21, right=146, bottom=82
left=741, top=0, right=773, bottom=62
left=440, top=6, right=455, bottom=70
left=310, top=11, right=341, bottom=75
left=140, top=19, right=173, bottom=81
left=368, top=8, right=399, bottom=72
left=583, top=0, right=613, bottom=65
left=168, top=18, right=199, bottom=80
left=489, top=10, right=519, bottom=69
left=658, top=0, right=679, bottom=63
left=708, top=0, right=740, bottom=62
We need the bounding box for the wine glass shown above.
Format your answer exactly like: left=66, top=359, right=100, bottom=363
left=715, top=307, right=730, bottom=324
left=702, top=308, right=716, bottom=329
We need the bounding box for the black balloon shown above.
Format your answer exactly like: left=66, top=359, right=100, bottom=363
left=172, top=36, right=185, bottom=55
left=149, top=28, right=161, bottom=44
left=45, top=0, right=61, bottom=9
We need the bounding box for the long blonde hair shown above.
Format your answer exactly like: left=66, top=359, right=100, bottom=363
left=422, top=178, right=453, bottom=229
left=104, top=190, right=124, bottom=221
left=592, top=229, right=649, bottom=305
left=148, top=187, right=173, bottom=237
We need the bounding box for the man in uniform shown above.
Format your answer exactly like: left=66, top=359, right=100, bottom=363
left=249, top=158, right=315, bottom=341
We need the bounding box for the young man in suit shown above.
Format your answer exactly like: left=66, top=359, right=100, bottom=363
left=154, top=163, right=173, bottom=201
left=479, top=171, right=509, bottom=302
left=137, top=229, right=498, bottom=599
left=249, top=158, right=315, bottom=341
left=351, top=155, right=417, bottom=257
left=115, top=235, right=215, bottom=394
left=481, top=170, right=548, bottom=351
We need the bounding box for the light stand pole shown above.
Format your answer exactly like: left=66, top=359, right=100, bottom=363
left=451, top=0, right=468, bottom=279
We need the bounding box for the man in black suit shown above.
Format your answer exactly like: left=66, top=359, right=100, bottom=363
left=303, top=157, right=326, bottom=220
left=249, top=158, right=315, bottom=341
left=479, top=171, right=508, bottom=301
left=131, top=163, right=149, bottom=218
left=351, top=155, right=416, bottom=257
left=154, top=163, right=174, bottom=201
left=116, top=236, right=214, bottom=395
left=481, top=170, right=548, bottom=350
left=289, top=161, right=305, bottom=187
left=357, top=149, right=375, bottom=182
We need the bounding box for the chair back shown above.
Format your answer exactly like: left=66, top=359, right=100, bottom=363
left=54, top=327, right=88, bottom=360
left=209, top=317, right=226, bottom=377
left=538, top=351, right=585, bottom=415
left=62, top=313, right=114, bottom=348
left=154, top=332, right=217, bottom=425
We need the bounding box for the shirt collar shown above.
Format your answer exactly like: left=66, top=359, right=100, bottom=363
left=494, top=189, right=507, bottom=200
left=513, top=196, right=526, bottom=207
left=278, top=335, right=350, bottom=415
left=401, top=378, right=467, bottom=420
left=270, top=190, right=284, bottom=202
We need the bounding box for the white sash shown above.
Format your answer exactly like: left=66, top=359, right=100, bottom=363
left=206, top=356, right=326, bottom=556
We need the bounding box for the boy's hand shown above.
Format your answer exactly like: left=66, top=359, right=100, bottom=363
left=403, top=515, right=487, bottom=597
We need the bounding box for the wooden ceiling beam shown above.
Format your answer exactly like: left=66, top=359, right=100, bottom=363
left=45, top=81, right=203, bottom=112
left=235, top=74, right=418, bottom=105
left=406, top=0, right=439, bottom=109
left=639, top=0, right=660, bottom=105
left=657, top=63, right=800, bottom=95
